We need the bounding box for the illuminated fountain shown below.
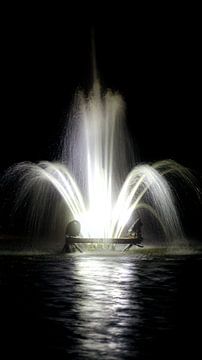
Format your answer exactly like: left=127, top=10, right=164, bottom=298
left=5, top=78, right=198, bottom=249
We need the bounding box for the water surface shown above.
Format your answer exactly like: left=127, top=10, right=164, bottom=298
left=0, top=251, right=202, bottom=359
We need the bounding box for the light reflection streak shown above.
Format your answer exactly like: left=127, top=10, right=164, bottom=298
left=73, top=256, right=141, bottom=354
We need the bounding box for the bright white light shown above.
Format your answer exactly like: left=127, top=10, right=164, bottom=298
left=12, top=81, right=195, bottom=241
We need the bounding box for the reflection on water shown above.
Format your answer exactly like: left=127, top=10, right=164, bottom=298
left=75, top=257, right=140, bottom=357
left=0, top=252, right=202, bottom=359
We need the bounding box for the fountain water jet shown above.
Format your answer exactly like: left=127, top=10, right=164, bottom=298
left=2, top=79, right=199, bottom=249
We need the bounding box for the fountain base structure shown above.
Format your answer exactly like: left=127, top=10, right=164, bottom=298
left=62, top=235, right=143, bottom=253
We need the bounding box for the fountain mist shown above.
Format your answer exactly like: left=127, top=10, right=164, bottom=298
left=3, top=79, right=198, bottom=246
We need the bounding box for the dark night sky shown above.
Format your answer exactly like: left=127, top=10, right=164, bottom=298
left=0, top=12, right=201, bottom=169
left=0, top=7, right=201, bottom=236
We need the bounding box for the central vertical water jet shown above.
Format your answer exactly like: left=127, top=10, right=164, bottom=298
left=3, top=76, right=198, bottom=247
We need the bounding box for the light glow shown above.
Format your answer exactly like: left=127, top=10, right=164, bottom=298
left=9, top=80, right=197, bottom=242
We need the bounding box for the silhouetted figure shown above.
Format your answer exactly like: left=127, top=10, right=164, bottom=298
left=65, top=220, right=81, bottom=237
left=128, top=218, right=143, bottom=240
left=64, top=220, right=82, bottom=253
left=123, top=218, right=143, bottom=252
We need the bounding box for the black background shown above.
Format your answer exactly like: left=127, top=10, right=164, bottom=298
left=0, top=8, right=202, bottom=360
left=0, top=6, right=201, bottom=237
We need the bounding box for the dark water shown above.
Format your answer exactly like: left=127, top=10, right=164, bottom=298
left=0, top=251, right=202, bottom=359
